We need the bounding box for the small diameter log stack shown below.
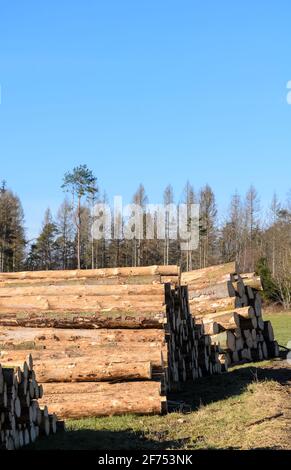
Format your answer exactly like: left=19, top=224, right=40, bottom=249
left=0, top=266, right=203, bottom=419
left=181, top=262, right=279, bottom=366
left=0, top=358, right=62, bottom=450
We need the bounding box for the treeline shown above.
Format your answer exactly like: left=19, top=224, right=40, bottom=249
left=0, top=166, right=290, bottom=309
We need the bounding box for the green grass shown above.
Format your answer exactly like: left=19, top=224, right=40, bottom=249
left=30, top=374, right=291, bottom=450
left=29, top=313, right=291, bottom=450
left=265, top=312, right=291, bottom=347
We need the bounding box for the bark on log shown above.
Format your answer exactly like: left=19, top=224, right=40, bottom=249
left=0, top=327, right=166, bottom=348
left=188, top=296, right=242, bottom=316
left=0, top=311, right=167, bottom=329
left=0, top=266, right=179, bottom=281
left=0, top=295, right=166, bottom=313
left=1, top=358, right=153, bottom=383
left=0, top=345, right=167, bottom=369
left=0, top=275, right=166, bottom=287
left=196, top=311, right=239, bottom=330
left=181, top=262, right=237, bottom=286
left=195, top=307, right=255, bottom=329
left=39, top=382, right=166, bottom=418
left=0, top=285, right=166, bottom=297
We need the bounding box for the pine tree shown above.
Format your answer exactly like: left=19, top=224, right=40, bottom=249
left=62, top=165, right=98, bottom=269
left=199, top=184, right=217, bottom=268
left=55, top=199, right=75, bottom=269
left=33, top=208, right=58, bottom=270
left=0, top=184, right=25, bottom=271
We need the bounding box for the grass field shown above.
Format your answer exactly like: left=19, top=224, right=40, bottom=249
left=265, top=312, right=291, bottom=348
left=30, top=313, right=291, bottom=450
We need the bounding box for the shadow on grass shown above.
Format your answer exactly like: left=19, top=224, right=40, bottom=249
left=28, top=358, right=291, bottom=450
left=27, top=429, right=190, bottom=451
left=170, top=359, right=291, bottom=411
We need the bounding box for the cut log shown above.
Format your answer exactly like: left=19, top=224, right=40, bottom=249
left=0, top=275, right=168, bottom=288
left=0, top=327, right=166, bottom=348
left=200, top=321, right=220, bottom=335
left=232, top=281, right=246, bottom=297
left=0, top=345, right=166, bottom=369
left=235, top=337, right=244, bottom=351
left=195, top=307, right=255, bottom=329
left=0, top=295, right=167, bottom=313
left=261, top=341, right=269, bottom=359
left=188, top=296, right=242, bottom=316
left=181, top=262, right=237, bottom=286
left=240, top=348, right=252, bottom=361
left=263, top=321, right=275, bottom=342
left=0, top=284, right=166, bottom=297
left=245, top=286, right=255, bottom=301
left=187, top=282, right=236, bottom=300
left=0, top=311, right=168, bottom=329
left=239, top=317, right=258, bottom=330
left=0, top=266, right=179, bottom=281
left=196, top=311, right=239, bottom=330
left=253, top=294, right=262, bottom=317
left=39, top=382, right=166, bottom=418
left=210, top=331, right=236, bottom=352
left=243, top=277, right=263, bottom=291
left=8, top=359, right=153, bottom=383
left=234, top=306, right=256, bottom=320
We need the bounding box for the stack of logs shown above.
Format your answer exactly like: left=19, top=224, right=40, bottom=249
left=0, top=264, right=279, bottom=420
left=0, top=266, right=213, bottom=419
left=0, top=358, right=60, bottom=450
left=181, top=262, right=279, bottom=367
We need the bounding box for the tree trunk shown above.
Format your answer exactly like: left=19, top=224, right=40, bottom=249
left=77, top=196, right=81, bottom=270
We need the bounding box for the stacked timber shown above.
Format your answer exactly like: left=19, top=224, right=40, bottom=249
left=0, top=266, right=202, bottom=419
left=181, top=263, right=279, bottom=366
left=0, top=358, right=62, bottom=450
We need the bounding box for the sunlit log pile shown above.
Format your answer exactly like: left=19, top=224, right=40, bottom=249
left=0, top=266, right=199, bottom=418
left=181, top=262, right=279, bottom=367
left=0, top=263, right=278, bottom=421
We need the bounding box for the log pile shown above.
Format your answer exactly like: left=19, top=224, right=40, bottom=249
left=181, top=262, right=279, bottom=366
left=0, top=263, right=279, bottom=420
left=0, top=357, right=62, bottom=450
left=0, top=266, right=196, bottom=418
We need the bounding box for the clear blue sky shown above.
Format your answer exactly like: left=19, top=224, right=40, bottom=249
left=0, top=1, right=291, bottom=239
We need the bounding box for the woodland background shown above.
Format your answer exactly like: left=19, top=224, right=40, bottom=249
left=0, top=166, right=290, bottom=309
